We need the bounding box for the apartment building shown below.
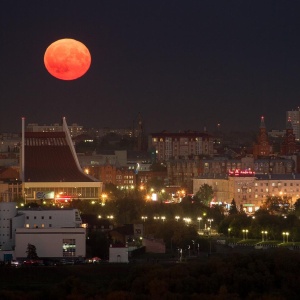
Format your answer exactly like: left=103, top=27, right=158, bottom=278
left=149, top=131, right=214, bottom=162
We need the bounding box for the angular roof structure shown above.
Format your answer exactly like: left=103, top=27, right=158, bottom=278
left=23, top=118, right=98, bottom=183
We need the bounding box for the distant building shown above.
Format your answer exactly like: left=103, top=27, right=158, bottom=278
left=280, top=118, right=297, bottom=155
left=149, top=131, right=214, bottom=162
left=193, top=172, right=300, bottom=213
left=286, top=108, right=300, bottom=141
left=253, top=116, right=272, bottom=159
left=26, top=122, right=84, bottom=138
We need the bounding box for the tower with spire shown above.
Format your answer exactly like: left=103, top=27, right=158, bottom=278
left=280, top=117, right=296, bottom=155
left=253, top=116, right=272, bottom=158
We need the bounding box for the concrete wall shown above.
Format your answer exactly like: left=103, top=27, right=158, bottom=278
left=15, top=228, right=86, bottom=259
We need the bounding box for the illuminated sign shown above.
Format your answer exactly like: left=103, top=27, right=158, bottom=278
left=35, top=191, right=55, bottom=200
left=228, top=169, right=255, bottom=177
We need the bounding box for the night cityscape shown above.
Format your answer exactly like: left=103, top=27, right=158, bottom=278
left=2, top=1, right=300, bottom=299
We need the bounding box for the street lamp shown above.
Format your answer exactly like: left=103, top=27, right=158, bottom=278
left=242, top=229, right=245, bottom=240
left=175, top=216, right=180, bottom=222
left=141, top=216, right=147, bottom=222
left=261, top=230, right=268, bottom=242
left=183, top=218, right=191, bottom=225
left=282, top=232, right=290, bottom=243
left=228, top=228, right=231, bottom=237
left=161, top=216, right=166, bottom=222
left=208, top=219, right=213, bottom=228
left=197, top=217, right=202, bottom=230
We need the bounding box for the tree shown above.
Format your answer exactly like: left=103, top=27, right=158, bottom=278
left=263, top=196, right=290, bottom=215
left=195, top=184, right=214, bottom=206
left=26, top=243, right=39, bottom=259
left=229, top=198, right=238, bottom=215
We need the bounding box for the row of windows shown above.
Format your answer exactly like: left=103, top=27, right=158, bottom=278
left=25, top=224, right=51, bottom=228
left=26, top=216, right=52, bottom=220
left=237, top=188, right=299, bottom=193
left=255, top=183, right=299, bottom=187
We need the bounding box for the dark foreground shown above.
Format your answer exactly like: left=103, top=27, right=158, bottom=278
left=0, top=248, right=299, bottom=299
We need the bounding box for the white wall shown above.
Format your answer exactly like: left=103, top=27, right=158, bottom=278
left=15, top=228, right=86, bottom=259
left=109, top=246, right=128, bottom=263
left=18, top=208, right=82, bottom=229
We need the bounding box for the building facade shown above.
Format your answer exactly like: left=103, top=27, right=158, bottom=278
left=286, top=108, right=300, bottom=141
left=149, top=131, right=214, bottom=162
left=26, top=123, right=84, bottom=138
left=0, top=202, right=86, bottom=260
left=253, top=116, right=272, bottom=158
left=193, top=172, right=300, bottom=213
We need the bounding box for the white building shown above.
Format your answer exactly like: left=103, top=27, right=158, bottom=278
left=0, top=202, right=86, bottom=261
left=109, top=245, right=129, bottom=263
left=18, top=208, right=82, bottom=229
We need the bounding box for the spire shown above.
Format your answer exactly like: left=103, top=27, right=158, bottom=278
left=260, top=116, right=265, bottom=128
left=286, top=116, right=293, bottom=130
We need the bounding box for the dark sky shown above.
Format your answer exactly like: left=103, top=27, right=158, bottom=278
left=1, top=0, right=300, bottom=134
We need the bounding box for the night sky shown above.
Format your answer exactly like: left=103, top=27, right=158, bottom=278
left=1, top=1, right=300, bottom=134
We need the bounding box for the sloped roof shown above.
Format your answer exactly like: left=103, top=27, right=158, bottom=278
left=24, top=132, right=96, bottom=182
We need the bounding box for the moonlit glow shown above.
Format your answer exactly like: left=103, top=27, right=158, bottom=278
left=44, top=38, right=91, bottom=80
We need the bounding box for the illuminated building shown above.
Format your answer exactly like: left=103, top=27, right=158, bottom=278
left=149, top=131, right=214, bottom=162
left=21, top=117, right=103, bottom=203
left=193, top=170, right=300, bottom=213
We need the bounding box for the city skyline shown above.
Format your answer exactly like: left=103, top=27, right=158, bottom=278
left=2, top=1, right=300, bottom=133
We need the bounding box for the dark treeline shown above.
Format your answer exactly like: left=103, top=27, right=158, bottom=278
left=1, top=249, right=300, bottom=299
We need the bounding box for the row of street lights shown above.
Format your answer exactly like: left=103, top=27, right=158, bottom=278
left=140, top=215, right=213, bottom=228
left=230, top=229, right=290, bottom=243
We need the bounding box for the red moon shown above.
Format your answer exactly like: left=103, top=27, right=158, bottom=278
left=44, top=38, right=91, bottom=80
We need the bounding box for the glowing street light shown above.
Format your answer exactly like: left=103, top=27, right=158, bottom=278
left=183, top=218, right=191, bottom=225
left=175, top=216, right=180, bottom=222
left=261, top=230, right=268, bottom=242
left=208, top=218, right=213, bottom=228
left=161, top=216, right=166, bottom=222
left=141, top=216, right=148, bottom=222
left=228, top=228, right=231, bottom=237
left=242, top=229, right=249, bottom=240
left=282, top=232, right=290, bottom=243
left=101, top=193, right=107, bottom=203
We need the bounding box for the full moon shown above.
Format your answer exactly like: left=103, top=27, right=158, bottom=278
left=44, top=38, right=91, bottom=80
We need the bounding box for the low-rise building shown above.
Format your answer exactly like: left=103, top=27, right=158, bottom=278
left=0, top=201, right=86, bottom=261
